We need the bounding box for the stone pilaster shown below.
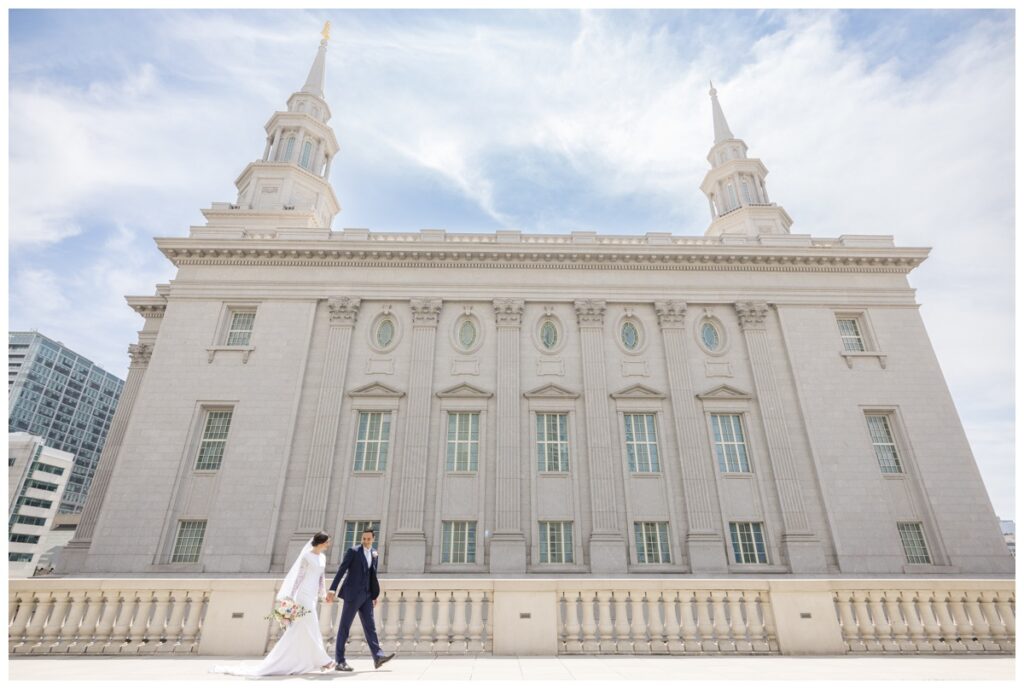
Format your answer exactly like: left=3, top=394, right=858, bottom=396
left=294, top=297, right=360, bottom=541
left=56, top=339, right=156, bottom=574
left=389, top=298, right=442, bottom=573
left=734, top=301, right=827, bottom=572
left=490, top=298, right=526, bottom=572
left=574, top=299, right=626, bottom=573
left=654, top=301, right=729, bottom=573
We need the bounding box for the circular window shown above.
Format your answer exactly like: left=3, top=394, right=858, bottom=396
left=376, top=319, right=395, bottom=348
left=540, top=320, right=558, bottom=349
left=700, top=322, right=720, bottom=351
left=622, top=322, right=639, bottom=350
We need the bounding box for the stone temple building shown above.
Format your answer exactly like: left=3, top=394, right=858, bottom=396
left=58, top=33, right=1013, bottom=578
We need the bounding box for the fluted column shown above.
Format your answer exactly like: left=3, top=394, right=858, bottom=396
left=296, top=297, right=360, bottom=533
left=490, top=299, right=526, bottom=572
left=734, top=301, right=826, bottom=572
left=389, top=298, right=442, bottom=573
left=57, top=338, right=155, bottom=573
left=654, top=301, right=728, bottom=573
left=574, top=299, right=626, bottom=573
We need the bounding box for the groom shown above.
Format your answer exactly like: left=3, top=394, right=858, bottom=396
left=326, top=528, right=395, bottom=671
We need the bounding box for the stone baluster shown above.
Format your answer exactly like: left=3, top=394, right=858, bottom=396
left=695, top=592, right=716, bottom=652
left=9, top=591, right=35, bottom=653
left=963, top=591, right=996, bottom=651
left=435, top=591, right=452, bottom=654
left=711, top=592, right=732, bottom=652
left=760, top=592, right=780, bottom=652
left=580, top=591, right=599, bottom=653
left=401, top=592, right=421, bottom=653
left=466, top=591, right=484, bottom=653
left=613, top=591, right=632, bottom=653
left=56, top=590, right=89, bottom=653
left=297, top=296, right=360, bottom=535
left=744, top=591, right=769, bottom=653
left=949, top=590, right=981, bottom=651
left=597, top=591, right=616, bottom=653
left=933, top=593, right=964, bottom=652
left=994, top=591, right=1015, bottom=641
left=899, top=591, right=927, bottom=652
left=628, top=591, right=649, bottom=654
left=23, top=592, right=54, bottom=654
left=108, top=591, right=136, bottom=654
left=418, top=592, right=435, bottom=654
left=979, top=591, right=1008, bottom=651
left=382, top=592, right=401, bottom=648
left=646, top=592, right=666, bottom=654
left=680, top=592, right=701, bottom=653
left=563, top=592, right=582, bottom=653
left=392, top=299, right=442, bottom=571
left=158, top=591, right=188, bottom=654
left=852, top=591, right=879, bottom=652
left=89, top=592, right=120, bottom=654
left=483, top=592, right=494, bottom=653
left=662, top=592, right=683, bottom=654
left=127, top=591, right=155, bottom=653
left=834, top=592, right=861, bottom=652
left=142, top=591, right=171, bottom=654
left=178, top=592, right=205, bottom=654
left=450, top=591, right=469, bottom=654
left=39, top=591, right=71, bottom=653
left=882, top=591, right=909, bottom=652
left=916, top=592, right=945, bottom=652
left=867, top=592, right=895, bottom=652
left=728, top=592, right=750, bottom=652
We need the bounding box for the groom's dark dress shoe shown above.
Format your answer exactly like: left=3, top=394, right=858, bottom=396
left=335, top=663, right=353, bottom=672
left=373, top=653, right=395, bottom=669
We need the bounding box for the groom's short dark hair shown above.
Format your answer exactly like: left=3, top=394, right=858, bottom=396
left=361, top=528, right=375, bottom=537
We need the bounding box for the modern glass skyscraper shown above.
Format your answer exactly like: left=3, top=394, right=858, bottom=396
left=8, top=332, right=125, bottom=513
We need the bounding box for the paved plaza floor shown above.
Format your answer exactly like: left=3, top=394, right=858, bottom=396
left=7, top=654, right=1015, bottom=682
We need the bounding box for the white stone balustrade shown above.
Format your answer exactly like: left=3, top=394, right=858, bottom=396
left=9, top=578, right=1012, bottom=657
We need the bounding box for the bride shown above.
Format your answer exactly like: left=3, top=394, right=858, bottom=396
left=213, top=532, right=336, bottom=676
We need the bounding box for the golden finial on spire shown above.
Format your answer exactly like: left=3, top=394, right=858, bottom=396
left=321, top=21, right=331, bottom=42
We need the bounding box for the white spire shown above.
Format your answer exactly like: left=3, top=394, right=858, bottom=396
left=300, top=21, right=331, bottom=99
left=709, top=81, right=735, bottom=144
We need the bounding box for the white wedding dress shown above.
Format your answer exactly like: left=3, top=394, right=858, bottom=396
left=212, top=548, right=333, bottom=676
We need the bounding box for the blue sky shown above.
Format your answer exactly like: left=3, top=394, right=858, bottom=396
left=8, top=9, right=1015, bottom=519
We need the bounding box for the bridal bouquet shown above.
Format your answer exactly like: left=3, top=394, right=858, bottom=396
left=265, top=597, right=311, bottom=630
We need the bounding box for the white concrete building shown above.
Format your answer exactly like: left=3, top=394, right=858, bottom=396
left=9, top=433, right=74, bottom=576
left=58, top=34, right=1013, bottom=578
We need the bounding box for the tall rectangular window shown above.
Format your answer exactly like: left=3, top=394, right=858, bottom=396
left=354, top=412, right=391, bottom=471
left=171, top=520, right=207, bottom=563
left=225, top=311, right=255, bottom=346
left=837, top=317, right=866, bottom=352
left=539, top=521, right=574, bottom=563
left=729, top=522, right=768, bottom=564
left=711, top=414, right=750, bottom=472
left=446, top=412, right=479, bottom=472
left=343, top=520, right=382, bottom=551
left=865, top=414, right=902, bottom=473
left=441, top=520, right=476, bottom=564
left=897, top=522, right=932, bottom=564
left=194, top=410, right=233, bottom=471
left=624, top=413, right=660, bottom=473
left=536, top=413, right=569, bottom=472
left=634, top=521, right=670, bottom=564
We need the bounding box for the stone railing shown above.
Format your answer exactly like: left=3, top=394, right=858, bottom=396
left=8, top=578, right=1014, bottom=657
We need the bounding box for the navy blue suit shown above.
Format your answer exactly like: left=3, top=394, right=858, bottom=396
left=329, top=546, right=383, bottom=664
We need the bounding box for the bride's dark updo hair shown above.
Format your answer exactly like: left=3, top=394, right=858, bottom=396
left=311, top=532, right=330, bottom=547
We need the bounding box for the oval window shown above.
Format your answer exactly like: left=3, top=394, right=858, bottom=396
left=622, top=322, right=639, bottom=350
left=376, top=319, right=394, bottom=348
left=701, top=322, right=720, bottom=351
left=541, top=321, right=558, bottom=349
left=459, top=320, right=477, bottom=349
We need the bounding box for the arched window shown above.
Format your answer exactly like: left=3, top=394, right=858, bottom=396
left=300, top=141, right=313, bottom=169
left=726, top=183, right=738, bottom=210
left=741, top=179, right=752, bottom=204
left=283, top=137, right=295, bottom=162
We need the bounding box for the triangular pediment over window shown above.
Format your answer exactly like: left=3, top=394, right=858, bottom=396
left=610, top=384, right=666, bottom=399
left=696, top=384, right=752, bottom=400
left=523, top=384, right=580, bottom=400
left=349, top=382, right=405, bottom=398
left=436, top=383, right=493, bottom=399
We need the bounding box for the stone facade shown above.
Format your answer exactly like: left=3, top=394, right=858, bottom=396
left=57, top=35, right=1012, bottom=578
